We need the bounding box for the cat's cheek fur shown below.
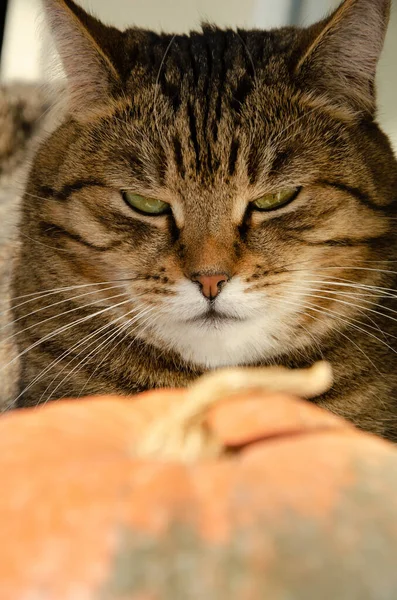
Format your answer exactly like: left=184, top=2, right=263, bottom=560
left=145, top=277, right=307, bottom=368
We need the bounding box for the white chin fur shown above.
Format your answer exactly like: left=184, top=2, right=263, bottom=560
left=144, top=277, right=306, bottom=369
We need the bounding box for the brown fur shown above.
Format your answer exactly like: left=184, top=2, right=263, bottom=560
left=0, top=84, right=58, bottom=406
left=7, top=0, right=397, bottom=440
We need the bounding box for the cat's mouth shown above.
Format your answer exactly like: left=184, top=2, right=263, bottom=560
left=188, top=307, right=244, bottom=324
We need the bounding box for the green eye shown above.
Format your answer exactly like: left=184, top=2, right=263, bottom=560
left=252, top=187, right=300, bottom=211
left=123, top=192, right=171, bottom=216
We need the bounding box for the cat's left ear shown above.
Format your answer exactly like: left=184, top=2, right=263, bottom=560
left=294, top=0, right=391, bottom=115
left=43, top=0, right=124, bottom=119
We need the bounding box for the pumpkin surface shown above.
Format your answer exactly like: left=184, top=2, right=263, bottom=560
left=1, top=389, right=397, bottom=599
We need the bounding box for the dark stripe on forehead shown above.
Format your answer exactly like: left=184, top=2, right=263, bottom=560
left=320, top=181, right=390, bottom=212
left=269, top=151, right=291, bottom=178
left=236, top=30, right=256, bottom=79
left=247, top=146, right=261, bottom=184
left=187, top=36, right=199, bottom=86
left=172, top=136, right=185, bottom=178
left=154, top=144, right=168, bottom=186
left=228, top=138, right=240, bottom=177
left=213, top=33, right=227, bottom=141
left=230, top=75, right=254, bottom=115
left=38, top=180, right=106, bottom=202
left=127, top=151, right=152, bottom=184
left=187, top=102, right=201, bottom=172
left=202, top=36, right=213, bottom=136
left=157, top=40, right=182, bottom=113
left=248, top=142, right=291, bottom=185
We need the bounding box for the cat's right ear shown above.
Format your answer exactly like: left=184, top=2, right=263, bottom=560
left=294, top=0, right=391, bottom=116
left=43, top=0, right=124, bottom=119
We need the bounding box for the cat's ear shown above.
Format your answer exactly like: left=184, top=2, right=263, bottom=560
left=294, top=0, right=391, bottom=115
left=43, top=0, right=124, bottom=118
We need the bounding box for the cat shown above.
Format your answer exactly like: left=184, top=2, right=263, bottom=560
left=6, top=0, right=397, bottom=440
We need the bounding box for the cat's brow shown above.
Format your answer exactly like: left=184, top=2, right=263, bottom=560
left=38, top=222, right=123, bottom=252
left=38, top=180, right=106, bottom=202
left=297, top=235, right=388, bottom=248
left=319, top=180, right=390, bottom=212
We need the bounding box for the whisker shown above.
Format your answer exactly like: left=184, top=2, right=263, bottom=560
left=276, top=286, right=396, bottom=340
left=300, top=309, right=381, bottom=374
left=250, top=275, right=397, bottom=305
left=286, top=278, right=397, bottom=298
left=13, top=324, right=117, bottom=409
left=0, top=297, right=134, bottom=377
left=275, top=297, right=385, bottom=373
left=302, top=300, right=397, bottom=357
left=154, top=34, right=177, bottom=143
left=292, top=286, right=380, bottom=300
left=18, top=230, right=78, bottom=254
left=304, top=286, right=397, bottom=316
left=5, top=278, right=135, bottom=306
left=298, top=318, right=324, bottom=358
left=310, top=294, right=386, bottom=335
left=300, top=292, right=392, bottom=338
left=320, top=266, right=397, bottom=276
left=271, top=105, right=322, bottom=145
left=76, top=320, right=137, bottom=399
left=22, top=190, right=61, bottom=203
left=10, top=305, right=146, bottom=409
left=0, top=291, right=129, bottom=346
left=76, top=307, right=160, bottom=400
left=0, top=284, right=127, bottom=329
left=236, top=31, right=257, bottom=84
left=43, top=306, right=157, bottom=404
left=279, top=283, right=397, bottom=322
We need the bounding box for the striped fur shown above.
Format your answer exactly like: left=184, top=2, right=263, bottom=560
left=8, top=0, right=397, bottom=440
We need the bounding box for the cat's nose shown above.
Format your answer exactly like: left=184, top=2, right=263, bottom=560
left=192, top=273, right=229, bottom=300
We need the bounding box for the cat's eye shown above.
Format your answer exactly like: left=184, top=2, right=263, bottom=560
left=123, top=192, right=171, bottom=216
left=252, top=187, right=300, bottom=211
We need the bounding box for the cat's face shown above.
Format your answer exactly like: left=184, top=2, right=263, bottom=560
left=20, top=0, right=396, bottom=369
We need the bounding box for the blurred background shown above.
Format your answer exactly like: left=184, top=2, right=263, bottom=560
left=0, top=0, right=396, bottom=147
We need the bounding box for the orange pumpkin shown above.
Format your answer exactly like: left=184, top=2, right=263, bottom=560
left=1, top=386, right=397, bottom=599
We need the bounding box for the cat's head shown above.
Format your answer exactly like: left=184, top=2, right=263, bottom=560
left=23, top=0, right=396, bottom=368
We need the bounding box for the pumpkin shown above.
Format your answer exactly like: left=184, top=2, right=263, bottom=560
left=1, top=366, right=397, bottom=599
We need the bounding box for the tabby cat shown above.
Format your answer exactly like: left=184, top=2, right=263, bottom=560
left=7, top=0, right=397, bottom=439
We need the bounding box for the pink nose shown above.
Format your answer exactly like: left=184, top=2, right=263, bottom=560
left=192, top=274, right=229, bottom=300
